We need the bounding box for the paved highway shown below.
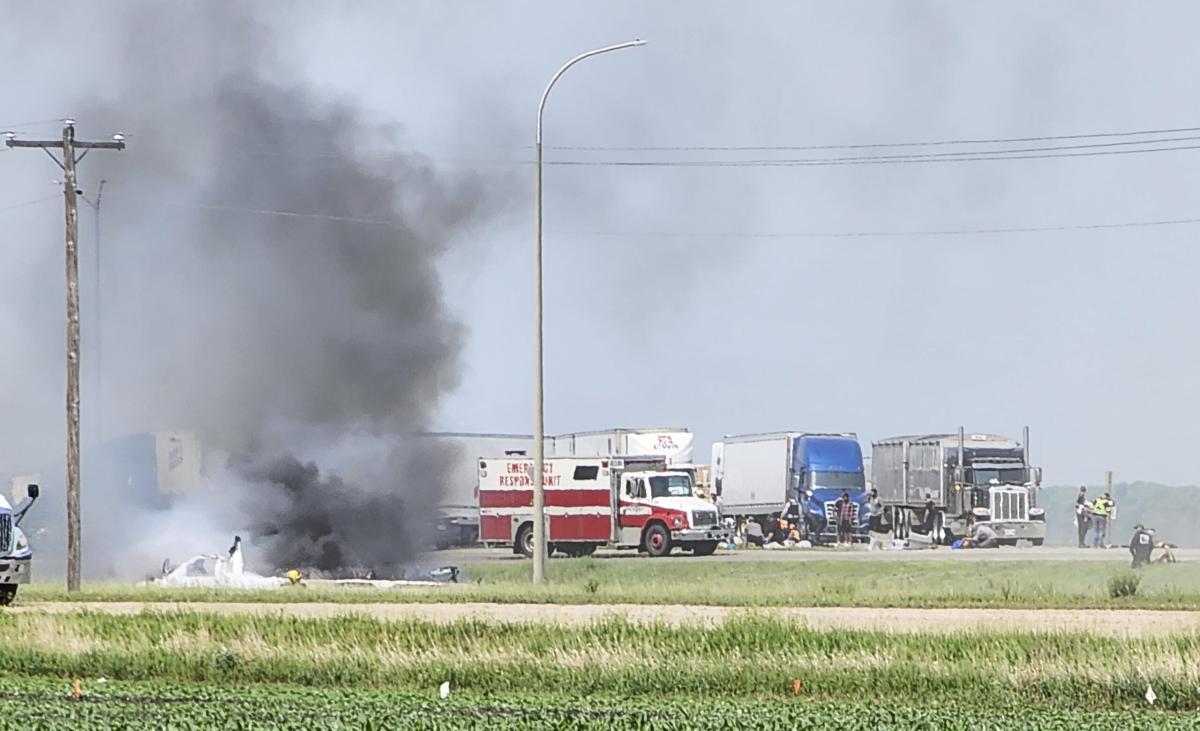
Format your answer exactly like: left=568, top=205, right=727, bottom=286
left=427, top=545, right=1197, bottom=564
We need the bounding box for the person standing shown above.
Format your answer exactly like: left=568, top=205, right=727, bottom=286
left=1075, top=486, right=1091, bottom=548
left=866, top=489, right=886, bottom=551
left=1129, top=524, right=1153, bottom=569
left=919, top=494, right=937, bottom=534
left=1090, top=492, right=1111, bottom=549
left=834, top=491, right=855, bottom=545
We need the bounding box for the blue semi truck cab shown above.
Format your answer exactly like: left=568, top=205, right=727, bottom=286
left=791, top=435, right=870, bottom=542
left=713, top=432, right=871, bottom=543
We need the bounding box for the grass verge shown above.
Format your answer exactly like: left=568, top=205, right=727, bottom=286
left=0, top=611, right=1197, bottom=712
left=20, top=559, right=1200, bottom=610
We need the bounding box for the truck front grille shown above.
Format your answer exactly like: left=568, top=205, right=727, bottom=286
left=824, top=502, right=859, bottom=528
left=691, top=510, right=719, bottom=528
left=0, top=513, right=13, bottom=553
left=990, top=490, right=1028, bottom=522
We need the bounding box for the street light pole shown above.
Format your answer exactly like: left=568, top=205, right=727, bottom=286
left=532, top=40, right=644, bottom=584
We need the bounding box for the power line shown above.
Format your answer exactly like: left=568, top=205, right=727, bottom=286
left=545, top=142, right=1200, bottom=167
left=131, top=122, right=1200, bottom=154
left=0, top=195, right=59, bottom=216
left=103, top=189, right=1200, bottom=240
left=0, top=118, right=63, bottom=132
left=111, top=137, right=1200, bottom=173
left=121, top=124, right=1200, bottom=168
left=569, top=216, right=1200, bottom=240
left=103, top=191, right=409, bottom=229
left=549, top=124, right=1200, bottom=152
left=642, top=133, right=1200, bottom=166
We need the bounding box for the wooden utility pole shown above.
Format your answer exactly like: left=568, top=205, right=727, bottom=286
left=5, top=120, right=125, bottom=592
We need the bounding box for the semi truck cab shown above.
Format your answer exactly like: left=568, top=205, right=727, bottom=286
left=791, top=435, right=870, bottom=541
left=0, top=483, right=38, bottom=605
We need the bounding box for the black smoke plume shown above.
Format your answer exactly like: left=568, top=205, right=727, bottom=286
left=14, top=3, right=504, bottom=578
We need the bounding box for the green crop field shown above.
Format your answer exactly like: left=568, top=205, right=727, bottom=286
left=0, top=610, right=1194, bottom=728
left=20, top=558, right=1200, bottom=610
left=2, top=676, right=1195, bottom=730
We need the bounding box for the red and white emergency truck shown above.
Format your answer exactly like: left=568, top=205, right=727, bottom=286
left=478, top=456, right=727, bottom=558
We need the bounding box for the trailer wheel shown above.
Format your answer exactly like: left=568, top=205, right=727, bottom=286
left=0, top=585, right=16, bottom=606
left=689, top=541, right=718, bottom=557
left=515, top=523, right=535, bottom=559
left=643, top=524, right=672, bottom=557
left=1031, top=538, right=1044, bottom=547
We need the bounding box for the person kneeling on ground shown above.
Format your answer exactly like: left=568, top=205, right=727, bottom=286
left=1129, top=524, right=1154, bottom=569
left=743, top=518, right=764, bottom=548
left=962, top=523, right=1000, bottom=549
left=767, top=516, right=791, bottom=546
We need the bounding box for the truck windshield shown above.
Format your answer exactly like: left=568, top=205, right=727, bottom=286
left=648, top=475, right=693, bottom=498
left=971, top=468, right=1026, bottom=485
left=810, top=471, right=865, bottom=491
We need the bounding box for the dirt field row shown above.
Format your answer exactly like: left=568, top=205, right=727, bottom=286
left=23, top=601, right=1200, bottom=636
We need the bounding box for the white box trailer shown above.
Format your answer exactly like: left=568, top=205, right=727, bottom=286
left=714, top=433, right=792, bottom=515
left=549, top=428, right=694, bottom=469
left=422, top=432, right=535, bottom=548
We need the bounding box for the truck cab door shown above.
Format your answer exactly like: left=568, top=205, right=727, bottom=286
left=615, top=474, right=650, bottom=546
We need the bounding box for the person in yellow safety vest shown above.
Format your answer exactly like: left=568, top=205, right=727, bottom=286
left=1090, top=493, right=1111, bottom=549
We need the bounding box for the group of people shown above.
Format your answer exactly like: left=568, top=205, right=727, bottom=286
left=731, top=514, right=809, bottom=549
left=1074, top=486, right=1115, bottom=548
left=727, top=490, right=863, bottom=549
left=1076, top=486, right=1176, bottom=567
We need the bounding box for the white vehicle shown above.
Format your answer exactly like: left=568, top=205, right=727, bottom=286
left=422, top=432, right=535, bottom=549
left=548, top=428, right=695, bottom=472
left=0, top=483, right=39, bottom=605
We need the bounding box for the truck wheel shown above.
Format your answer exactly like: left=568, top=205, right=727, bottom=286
left=0, top=585, right=16, bottom=606
left=643, top=524, right=672, bottom=557
left=689, top=541, right=718, bottom=557
left=515, top=523, right=535, bottom=559
left=1031, top=539, right=1044, bottom=547
left=933, top=512, right=946, bottom=545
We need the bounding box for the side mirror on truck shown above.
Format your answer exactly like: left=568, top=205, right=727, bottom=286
left=1033, top=467, right=1043, bottom=487
left=14, top=484, right=38, bottom=526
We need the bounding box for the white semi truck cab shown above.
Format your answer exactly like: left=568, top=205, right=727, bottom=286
left=0, top=483, right=38, bottom=604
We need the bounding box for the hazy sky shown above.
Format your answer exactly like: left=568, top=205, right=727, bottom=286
left=3, top=2, right=1200, bottom=486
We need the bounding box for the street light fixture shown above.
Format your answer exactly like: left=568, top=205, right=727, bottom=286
left=532, top=39, right=645, bottom=585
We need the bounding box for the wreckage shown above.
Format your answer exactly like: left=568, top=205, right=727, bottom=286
left=145, top=536, right=460, bottom=589
left=151, top=535, right=285, bottom=589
